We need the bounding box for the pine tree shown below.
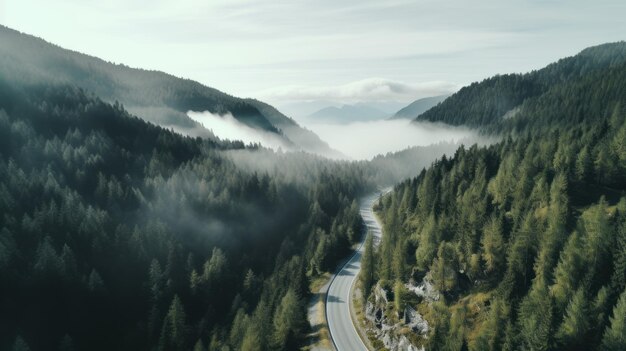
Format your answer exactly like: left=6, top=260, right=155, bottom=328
left=472, top=299, right=506, bottom=351
left=415, top=215, right=438, bottom=271
left=360, top=233, right=375, bottom=301
left=192, top=339, right=204, bottom=351
left=550, top=230, right=584, bottom=311
left=272, top=289, right=305, bottom=351
left=610, top=199, right=626, bottom=293
left=601, top=288, right=626, bottom=351
left=430, top=242, right=459, bottom=293
left=517, top=282, right=553, bottom=351
left=88, top=268, right=105, bottom=292
left=481, top=215, right=505, bottom=274
left=556, top=288, right=590, bottom=349
left=393, top=280, right=408, bottom=315
left=159, top=295, right=188, bottom=351
left=575, top=146, right=592, bottom=181
left=241, top=325, right=262, bottom=351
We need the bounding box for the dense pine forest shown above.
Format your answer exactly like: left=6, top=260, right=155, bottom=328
left=0, top=60, right=461, bottom=350
left=369, top=42, right=626, bottom=350
left=0, top=76, right=375, bottom=350
left=2, top=22, right=625, bottom=351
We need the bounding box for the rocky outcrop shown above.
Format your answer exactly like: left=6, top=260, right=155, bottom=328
left=364, top=279, right=437, bottom=351
left=405, top=277, right=439, bottom=303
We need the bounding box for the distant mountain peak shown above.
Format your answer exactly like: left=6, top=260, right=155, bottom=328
left=389, top=95, right=450, bottom=120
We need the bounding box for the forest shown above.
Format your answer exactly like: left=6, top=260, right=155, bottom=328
left=1, top=24, right=625, bottom=351
left=0, top=63, right=462, bottom=350
left=0, top=75, right=377, bottom=350
left=366, top=42, right=626, bottom=350
left=0, top=25, right=336, bottom=156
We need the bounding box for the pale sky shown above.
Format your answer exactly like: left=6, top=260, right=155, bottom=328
left=1, top=0, right=625, bottom=107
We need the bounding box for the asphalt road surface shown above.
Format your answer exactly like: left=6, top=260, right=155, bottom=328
left=326, top=191, right=386, bottom=351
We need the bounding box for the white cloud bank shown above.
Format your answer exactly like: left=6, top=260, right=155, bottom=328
left=188, top=110, right=477, bottom=162
left=259, top=78, right=459, bottom=104
left=187, top=111, right=291, bottom=150
left=305, top=119, right=477, bottom=160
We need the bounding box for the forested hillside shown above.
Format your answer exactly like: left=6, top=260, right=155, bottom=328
left=390, top=95, right=449, bottom=120
left=0, top=25, right=338, bottom=156
left=367, top=43, right=626, bottom=350
left=0, top=75, right=373, bottom=350
left=416, top=42, right=626, bottom=129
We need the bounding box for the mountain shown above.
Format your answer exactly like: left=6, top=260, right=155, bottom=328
left=244, top=99, right=344, bottom=157
left=307, top=103, right=388, bottom=124
left=366, top=42, right=626, bottom=351
left=415, top=42, right=626, bottom=129
left=280, top=100, right=406, bottom=121
left=389, top=94, right=449, bottom=119
left=0, top=62, right=371, bottom=350
left=0, top=25, right=335, bottom=155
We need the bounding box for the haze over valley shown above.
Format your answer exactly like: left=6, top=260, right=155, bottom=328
left=1, top=2, right=625, bottom=351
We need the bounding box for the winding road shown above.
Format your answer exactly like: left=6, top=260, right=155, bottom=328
left=326, top=191, right=387, bottom=351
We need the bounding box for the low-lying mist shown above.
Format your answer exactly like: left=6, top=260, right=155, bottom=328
left=302, top=119, right=478, bottom=160
left=188, top=110, right=482, bottom=163
left=187, top=110, right=292, bottom=150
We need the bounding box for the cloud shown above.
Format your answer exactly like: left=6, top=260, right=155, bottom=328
left=304, top=119, right=478, bottom=160
left=258, top=78, right=459, bottom=104
left=187, top=110, right=291, bottom=150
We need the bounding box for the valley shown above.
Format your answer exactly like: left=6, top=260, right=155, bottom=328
left=1, top=4, right=625, bottom=350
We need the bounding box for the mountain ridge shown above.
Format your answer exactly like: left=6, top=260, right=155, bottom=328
left=389, top=94, right=450, bottom=120
left=307, top=103, right=388, bottom=124
left=0, top=25, right=337, bottom=155
left=414, top=41, right=626, bottom=129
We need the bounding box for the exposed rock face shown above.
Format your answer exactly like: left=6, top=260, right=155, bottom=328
left=405, top=278, right=439, bottom=303
left=364, top=279, right=435, bottom=351
left=403, top=306, right=428, bottom=335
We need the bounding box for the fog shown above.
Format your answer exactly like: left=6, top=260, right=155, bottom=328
left=187, top=110, right=292, bottom=150
left=302, top=119, right=478, bottom=160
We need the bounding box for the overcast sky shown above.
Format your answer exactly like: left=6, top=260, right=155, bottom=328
left=2, top=0, right=625, bottom=107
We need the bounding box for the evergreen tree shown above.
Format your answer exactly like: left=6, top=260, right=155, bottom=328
left=430, top=242, right=459, bottom=293
left=272, top=289, right=305, bottom=351
left=241, top=325, right=262, bottom=351
left=517, top=282, right=553, bottom=351
left=556, top=288, right=590, bottom=349
left=159, top=295, right=188, bottom=351
left=601, top=288, right=626, bottom=351
left=360, top=233, right=375, bottom=301
left=481, top=216, right=505, bottom=274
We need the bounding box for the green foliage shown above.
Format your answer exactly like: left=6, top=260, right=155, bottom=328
left=375, top=42, right=626, bottom=351
left=556, top=288, right=590, bottom=349
left=360, top=233, right=376, bottom=301
left=601, top=288, right=626, bottom=351
left=272, top=289, right=305, bottom=350
left=0, top=74, right=372, bottom=350
left=517, top=283, right=553, bottom=351
left=417, top=42, right=626, bottom=131
left=481, top=216, right=505, bottom=274
left=430, top=242, right=460, bottom=293
left=159, top=295, right=188, bottom=351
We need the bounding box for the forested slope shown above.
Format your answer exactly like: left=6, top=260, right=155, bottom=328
left=390, top=95, right=449, bottom=120
left=368, top=43, right=626, bottom=350
left=0, top=76, right=370, bottom=350
left=0, top=25, right=337, bottom=155
left=415, top=42, right=626, bottom=129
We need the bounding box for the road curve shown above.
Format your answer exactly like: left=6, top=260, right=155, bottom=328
left=326, top=191, right=387, bottom=351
